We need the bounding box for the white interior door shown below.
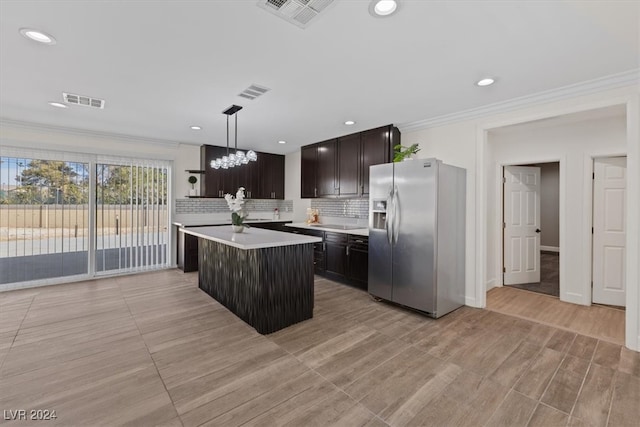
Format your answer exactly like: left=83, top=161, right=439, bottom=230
left=593, top=157, right=626, bottom=306
left=504, top=166, right=541, bottom=285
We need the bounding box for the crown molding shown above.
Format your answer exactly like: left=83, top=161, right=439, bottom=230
left=398, top=69, right=640, bottom=133
left=0, top=118, right=187, bottom=148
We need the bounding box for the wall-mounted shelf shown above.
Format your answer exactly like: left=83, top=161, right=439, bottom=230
left=185, top=169, right=205, bottom=174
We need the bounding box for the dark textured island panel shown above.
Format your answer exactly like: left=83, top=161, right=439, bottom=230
left=198, top=238, right=314, bottom=334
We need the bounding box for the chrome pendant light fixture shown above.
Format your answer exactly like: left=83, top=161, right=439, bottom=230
left=210, top=104, right=257, bottom=170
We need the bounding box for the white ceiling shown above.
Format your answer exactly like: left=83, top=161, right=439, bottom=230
left=0, top=1, right=638, bottom=154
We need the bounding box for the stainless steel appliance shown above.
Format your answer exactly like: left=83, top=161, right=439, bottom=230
left=368, top=158, right=466, bottom=318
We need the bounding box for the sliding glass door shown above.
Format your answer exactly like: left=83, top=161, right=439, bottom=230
left=0, top=148, right=171, bottom=289
left=95, top=162, right=169, bottom=274
left=0, top=156, right=90, bottom=284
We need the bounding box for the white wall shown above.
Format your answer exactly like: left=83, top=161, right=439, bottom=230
left=285, top=150, right=310, bottom=222
left=174, top=143, right=202, bottom=200
left=488, top=116, right=627, bottom=306
left=399, top=85, right=639, bottom=351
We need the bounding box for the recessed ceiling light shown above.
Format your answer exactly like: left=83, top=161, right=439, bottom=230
left=190, top=126, right=202, bottom=130
left=344, top=120, right=356, bottom=125
left=476, top=78, right=495, bottom=87
left=278, top=140, right=286, bottom=144
left=20, top=28, right=56, bottom=45
left=370, top=0, right=398, bottom=17
left=48, top=102, right=67, bottom=108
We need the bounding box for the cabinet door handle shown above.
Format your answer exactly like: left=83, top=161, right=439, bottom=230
left=346, top=245, right=350, bottom=256
left=314, top=188, right=317, bottom=197
left=322, top=242, right=326, bottom=252
left=355, top=239, right=364, bottom=243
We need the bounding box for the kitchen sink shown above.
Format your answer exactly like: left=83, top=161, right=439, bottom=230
left=309, top=224, right=365, bottom=230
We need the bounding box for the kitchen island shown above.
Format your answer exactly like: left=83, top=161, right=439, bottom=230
left=181, top=226, right=322, bottom=334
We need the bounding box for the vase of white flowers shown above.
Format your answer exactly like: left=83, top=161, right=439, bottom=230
left=225, top=187, right=248, bottom=233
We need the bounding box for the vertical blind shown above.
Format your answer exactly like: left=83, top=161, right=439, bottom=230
left=0, top=146, right=172, bottom=288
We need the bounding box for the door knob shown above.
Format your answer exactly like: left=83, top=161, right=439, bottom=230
left=535, top=228, right=541, bottom=233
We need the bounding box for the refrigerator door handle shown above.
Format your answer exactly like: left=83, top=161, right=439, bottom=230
left=386, top=188, right=393, bottom=245
left=392, top=186, right=400, bottom=245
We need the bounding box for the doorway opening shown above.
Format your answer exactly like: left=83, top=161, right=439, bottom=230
left=503, top=162, right=560, bottom=297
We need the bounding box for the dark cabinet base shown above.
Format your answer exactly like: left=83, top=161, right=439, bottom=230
left=198, top=238, right=314, bottom=334
left=177, top=229, right=199, bottom=272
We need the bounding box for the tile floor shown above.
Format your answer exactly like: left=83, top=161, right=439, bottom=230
left=0, top=270, right=638, bottom=426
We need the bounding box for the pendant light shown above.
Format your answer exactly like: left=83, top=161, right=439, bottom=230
left=210, top=105, right=257, bottom=170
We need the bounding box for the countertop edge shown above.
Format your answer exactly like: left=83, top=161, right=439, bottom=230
left=285, top=223, right=369, bottom=237
left=181, top=226, right=322, bottom=250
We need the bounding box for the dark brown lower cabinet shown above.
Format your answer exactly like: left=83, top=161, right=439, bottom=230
left=177, top=228, right=199, bottom=273
left=346, top=235, right=368, bottom=290
left=324, top=232, right=348, bottom=280
left=286, top=227, right=367, bottom=289
left=286, top=227, right=325, bottom=274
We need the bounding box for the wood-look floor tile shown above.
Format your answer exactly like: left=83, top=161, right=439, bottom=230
left=568, top=335, right=598, bottom=360
left=514, top=347, right=564, bottom=400
left=203, top=370, right=326, bottom=427
left=546, top=329, right=577, bottom=353
left=527, top=403, right=569, bottom=427
left=405, top=372, right=509, bottom=427
left=567, top=417, right=589, bottom=427
left=592, top=340, right=621, bottom=369
left=179, top=357, right=310, bottom=426
left=560, top=354, right=590, bottom=378
left=619, top=346, right=640, bottom=377
left=540, top=366, right=584, bottom=414
left=608, top=371, right=640, bottom=427
left=489, top=341, right=542, bottom=387
left=485, top=390, right=537, bottom=427
left=571, top=364, right=615, bottom=427
left=383, top=362, right=461, bottom=426
left=312, top=332, right=410, bottom=389
left=0, top=270, right=637, bottom=426
left=168, top=347, right=290, bottom=413
left=524, top=323, right=556, bottom=347
left=297, top=325, right=377, bottom=368
left=344, top=347, right=460, bottom=420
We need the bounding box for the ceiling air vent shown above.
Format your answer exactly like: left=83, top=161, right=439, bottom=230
left=63, top=92, right=105, bottom=109
left=238, top=84, right=270, bottom=101
left=257, top=0, right=335, bottom=29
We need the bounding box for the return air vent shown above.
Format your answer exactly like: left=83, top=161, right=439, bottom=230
left=257, top=0, right=335, bottom=29
left=63, top=92, right=105, bottom=109
left=238, top=84, right=270, bottom=101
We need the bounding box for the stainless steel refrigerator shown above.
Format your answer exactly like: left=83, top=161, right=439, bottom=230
left=368, top=158, right=466, bottom=318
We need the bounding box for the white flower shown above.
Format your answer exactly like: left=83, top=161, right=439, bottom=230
left=225, top=187, right=246, bottom=214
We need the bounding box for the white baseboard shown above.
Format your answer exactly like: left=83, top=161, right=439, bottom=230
left=465, top=296, right=482, bottom=308
left=541, top=245, right=560, bottom=253
left=486, top=279, right=497, bottom=291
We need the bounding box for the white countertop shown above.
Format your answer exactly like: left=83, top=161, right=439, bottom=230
left=181, top=226, right=322, bottom=250
left=173, top=219, right=289, bottom=227
left=286, top=222, right=369, bottom=237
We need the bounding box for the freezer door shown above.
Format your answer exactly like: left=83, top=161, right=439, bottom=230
left=368, top=163, right=394, bottom=300
left=391, top=159, right=437, bottom=313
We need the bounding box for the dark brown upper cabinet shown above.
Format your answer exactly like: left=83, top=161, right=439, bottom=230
left=300, top=125, right=399, bottom=198
left=200, top=145, right=227, bottom=198
left=260, top=153, right=285, bottom=199
left=316, top=139, right=338, bottom=197
left=200, top=145, right=285, bottom=199
left=337, top=133, right=361, bottom=197
left=360, top=125, right=399, bottom=196
left=301, top=144, right=318, bottom=198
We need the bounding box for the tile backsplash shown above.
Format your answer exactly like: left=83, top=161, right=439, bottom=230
left=176, top=198, right=293, bottom=215
left=311, top=198, right=369, bottom=219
